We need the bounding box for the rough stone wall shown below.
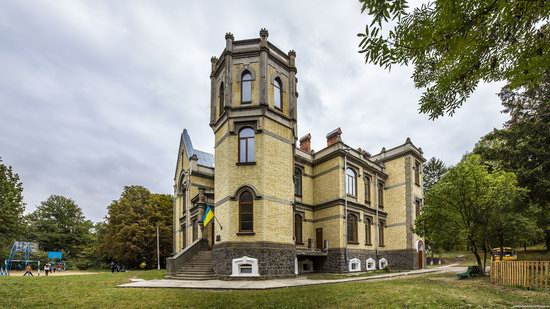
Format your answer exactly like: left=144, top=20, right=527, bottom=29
left=212, top=242, right=296, bottom=279
left=319, top=248, right=420, bottom=272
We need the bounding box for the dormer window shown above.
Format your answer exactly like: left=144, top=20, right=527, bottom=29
left=241, top=71, right=252, bottom=104
left=274, top=77, right=282, bottom=110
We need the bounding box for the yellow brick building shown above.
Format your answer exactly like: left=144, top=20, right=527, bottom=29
left=167, top=29, right=426, bottom=279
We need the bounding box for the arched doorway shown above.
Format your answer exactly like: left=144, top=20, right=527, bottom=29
left=416, top=240, right=424, bottom=269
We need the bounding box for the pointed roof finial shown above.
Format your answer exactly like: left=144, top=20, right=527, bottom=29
left=260, top=28, right=269, bottom=39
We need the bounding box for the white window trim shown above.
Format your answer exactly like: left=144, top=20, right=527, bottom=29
left=379, top=258, right=388, bottom=270
left=349, top=258, right=361, bottom=272
left=231, top=256, right=259, bottom=277
left=366, top=258, right=376, bottom=271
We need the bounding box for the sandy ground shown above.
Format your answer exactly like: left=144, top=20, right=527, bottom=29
left=6, top=270, right=98, bottom=277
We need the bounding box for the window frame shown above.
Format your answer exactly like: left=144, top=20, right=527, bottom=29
left=294, top=213, right=303, bottom=245
left=218, top=82, right=225, bottom=116
left=294, top=167, right=303, bottom=197
left=347, top=213, right=359, bottom=244
left=273, top=77, right=283, bottom=111
left=365, top=216, right=372, bottom=245
left=346, top=168, right=357, bottom=197
left=377, top=181, right=384, bottom=208
left=415, top=199, right=422, bottom=217
left=241, top=70, right=252, bottom=104
left=238, top=128, right=255, bottom=164
left=414, top=161, right=421, bottom=186
left=238, top=191, right=254, bottom=233
left=378, top=219, right=385, bottom=247
left=364, top=175, right=371, bottom=203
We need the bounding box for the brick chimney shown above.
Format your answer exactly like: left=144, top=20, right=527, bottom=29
left=299, top=134, right=311, bottom=153
left=326, top=128, right=342, bottom=146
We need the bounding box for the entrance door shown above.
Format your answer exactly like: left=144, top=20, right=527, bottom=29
left=316, top=228, right=323, bottom=249
left=417, top=250, right=423, bottom=269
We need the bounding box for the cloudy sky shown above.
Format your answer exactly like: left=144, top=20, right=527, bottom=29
left=0, top=1, right=508, bottom=222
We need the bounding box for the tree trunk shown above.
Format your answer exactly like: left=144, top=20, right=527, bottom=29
left=469, top=238, right=484, bottom=276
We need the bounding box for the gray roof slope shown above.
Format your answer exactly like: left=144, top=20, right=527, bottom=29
left=181, top=129, right=214, bottom=168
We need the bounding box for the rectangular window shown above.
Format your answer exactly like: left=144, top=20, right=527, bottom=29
left=247, top=138, right=254, bottom=162
left=415, top=199, right=422, bottom=217
left=192, top=218, right=198, bottom=241
left=365, top=217, right=372, bottom=245
left=415, top=161, right=421, bottom=186
left=378, top=182, right=384, bottom=208
left=239, top=264, right=252, bottom=274
left=379, top=220, right=385, bottom=247
left=239, top=139, right=247, bottom=162
left=181, top=224, right=187, bottom=248
left=365, top=176, right=371, bottom=203
left=242, top=81, right=252, bottom=103
left=240, top=204, right=253, bottom=232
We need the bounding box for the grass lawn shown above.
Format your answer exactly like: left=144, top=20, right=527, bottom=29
left=1, top=270, right=549, bottom=308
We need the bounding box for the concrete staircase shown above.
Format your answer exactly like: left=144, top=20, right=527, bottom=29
left=167, top=250, right=216, bottom=280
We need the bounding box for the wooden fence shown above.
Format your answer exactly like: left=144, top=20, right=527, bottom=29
left=490, top=261, right=549, bottom=289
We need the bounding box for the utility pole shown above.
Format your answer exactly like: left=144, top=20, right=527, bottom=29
left=157, top=223, right=160, bottom=270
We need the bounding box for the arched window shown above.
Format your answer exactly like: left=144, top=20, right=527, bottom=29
left=294, top=213, right=303, bottom=244
left=238, top=128, right=255, bottom=163
left=365, top=216, right=372, bottom=245
left=364, top=175, right=371, bottom=202
left=347, top=213, right=358, bottom=243
left=241, top=71, right=252, bottom=104
left=218, top=82, right=224, bottom=116
left=274, top=77, right=282, bottom=110
left=239, top=191, right=253, bottom=232
left=294, top=167, right=302, bottom=196
left=346, top=168, right=356, bottom=196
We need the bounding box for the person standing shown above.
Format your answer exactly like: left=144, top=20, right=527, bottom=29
left=110, top=261, right=116, bottom=273
left=23, top=265, right=33, bottom=276
left=44, top=263, right=51, bottom=276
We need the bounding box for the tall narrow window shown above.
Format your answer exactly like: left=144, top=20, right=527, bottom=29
left=415, top=199, right=422, bottom=217
left=241, top=71, right=252, bottom=104
left=347, top=213, right=358, bottom=243
left=182, top=224, right=187, bottom=248
left=218, top=82, right=224, bottom=116
left=365, top=176, right=371, bottom=203
left=294, top=214, right=303, bottom=244
left=294, top=167, right=302, bottom=196
left=238, top=128, right=255, bottom=163
left=414, top=161, right=421, bottom=186
left=274, top=77, right=282, bottom=110
left=379, top=219, right=385, bottom=246
left=365, top=216, right=372, bottom=245
left=239, top=191, right=253, bottom=232
left=346, top=168, right=356, bottom=196
left=192, top=218, right=198, bottom=241
left=378, top=182, right=384, bottom=208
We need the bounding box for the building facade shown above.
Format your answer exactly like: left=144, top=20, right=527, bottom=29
left=168, top=29, right=426, bottom=279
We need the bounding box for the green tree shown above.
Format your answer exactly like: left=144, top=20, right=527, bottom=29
left=474, top=73, right=550, bottom=250
left=99, top=186, right=173, bottom=269
left=358, top=0, right=549, bottom=119
left=414, top=154, right=536, bottom=274
left=26, top=195, right=94, bottom=259
left=423, top=157, right=448, bottom=193
left=0, top=157, right=26, bottom=258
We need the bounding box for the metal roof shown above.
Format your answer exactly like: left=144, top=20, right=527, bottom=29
left=181, top=129, right=214, bottom=168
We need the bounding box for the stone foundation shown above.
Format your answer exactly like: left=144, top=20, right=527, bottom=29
left=212, top=242, right=296, bottom=279
left=318, top=248, right=421, bottom=272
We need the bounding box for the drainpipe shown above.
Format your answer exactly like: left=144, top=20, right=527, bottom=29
left=344, top=151, right=348, bottom=269
left=375, top=173, right=379, bottom=262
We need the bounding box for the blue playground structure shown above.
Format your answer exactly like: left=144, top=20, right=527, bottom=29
left=1, top=241, right=40, bottom=276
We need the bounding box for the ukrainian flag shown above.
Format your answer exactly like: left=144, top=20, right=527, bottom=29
left=202, top=205, right=214, bottom=226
